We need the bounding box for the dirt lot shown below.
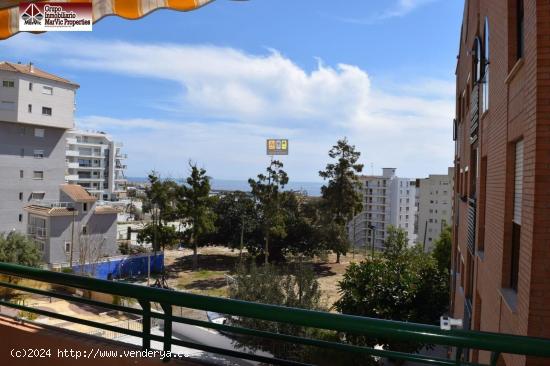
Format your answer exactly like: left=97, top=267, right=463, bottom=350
left=162, top=246, right=369, bottom=311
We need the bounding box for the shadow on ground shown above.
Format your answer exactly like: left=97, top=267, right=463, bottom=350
left=182, top=277, right=227, bottom=291
left=166, top=253, right=241, bottom=278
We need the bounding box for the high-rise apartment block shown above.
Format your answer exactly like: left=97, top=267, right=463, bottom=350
left=349, top=168, right=417, bottom=249
left=0, top=61, right=79, bottom=234
left=452, top=1, right=550, bottom=365
left=65, top=130, right=127, bottom=201
left=415, top=167, right=454, bottom=251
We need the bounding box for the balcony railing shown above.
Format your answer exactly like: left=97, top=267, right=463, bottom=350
left=0, top=262, right=549, bottom=365
left=26, top=226, right=47, bottom=239
left=30, top=200, right=75, bottom=209
left=467, top=198, right=476, bottom=254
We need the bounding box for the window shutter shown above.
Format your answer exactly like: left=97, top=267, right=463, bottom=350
left=513, top=140, right=524, bottom=224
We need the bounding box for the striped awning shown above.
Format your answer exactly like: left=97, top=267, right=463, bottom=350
left=0, top=0, right=215, bottom=40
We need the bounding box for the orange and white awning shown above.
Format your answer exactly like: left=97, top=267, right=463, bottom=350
left=0, top=0, right=215, bottom=40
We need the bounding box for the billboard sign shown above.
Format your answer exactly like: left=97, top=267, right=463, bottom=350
left=266, top=139, right=288, bottom=155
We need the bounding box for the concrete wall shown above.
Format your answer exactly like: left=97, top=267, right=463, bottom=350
left=0, top=120, right=67, bottom=234
left=0, top=69, right=77, bottom=129
left=47, top=197, right=118, bottom=265
left=0, top=67, right=76, bottom=234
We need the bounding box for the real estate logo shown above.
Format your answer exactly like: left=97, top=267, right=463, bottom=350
left=19, top=2, right=92, bottom=32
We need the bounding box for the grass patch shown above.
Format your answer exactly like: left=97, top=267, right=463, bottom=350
left=176, top=270, right=228, bottom=298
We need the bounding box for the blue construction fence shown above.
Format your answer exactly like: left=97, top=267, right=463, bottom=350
left=71, top=252, right=164, bottom=280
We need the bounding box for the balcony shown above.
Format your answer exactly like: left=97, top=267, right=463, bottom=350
left=78, top=164, right=104, bottom=169
left=116, top=153, right=128, bottom=159
left=0, top=262, right=549, bottom=366
left=65, top=150, right=79, bottom=157
left=467, top=198, right=476, bottom=254
left=67, top=162, right=80, bottom=169
left=470, top=84, right=479, bottom=144
left=27, top=225, right=47, bottom=239
left=66, top=137, right=78, bottom=145
left=65, top=174, right=79, bottom=181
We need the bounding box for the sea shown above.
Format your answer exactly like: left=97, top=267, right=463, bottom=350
left=127, top=177, right=324, bottom=197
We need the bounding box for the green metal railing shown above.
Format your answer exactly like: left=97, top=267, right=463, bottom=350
left=0, top=262, right=549, bottom=366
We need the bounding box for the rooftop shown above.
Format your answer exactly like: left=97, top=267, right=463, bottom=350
left=24, top=205, right=77, bottom=217
left=60, top=184, right=97, bottom=203
left=0, top=61, right=79, bottom=87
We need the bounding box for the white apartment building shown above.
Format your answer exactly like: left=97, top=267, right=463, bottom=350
left=65, top=130, right=127, bottom=201
left=0, top=61, right=79, bottom=234
left=415, top=167, right=454, bottom=251
left=349, top=168, right=417, bottom=250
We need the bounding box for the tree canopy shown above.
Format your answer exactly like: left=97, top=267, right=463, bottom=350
left=335, top=226, right=449, bottom=356
left=319, top=138, right=363, bottom=262
left=178, top=162, right=217, bottom=269
left=248, top=159, right=289, bottom=263
left=0, top=232, right=41, bottom=267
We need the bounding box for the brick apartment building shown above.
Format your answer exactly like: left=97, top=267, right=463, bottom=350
left=452, top=1, right=550, bottom=365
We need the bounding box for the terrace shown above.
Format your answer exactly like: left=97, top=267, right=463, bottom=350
left=0, top=262, right=549, bottom=366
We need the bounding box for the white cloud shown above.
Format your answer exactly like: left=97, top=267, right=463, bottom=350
left=334, top=0, right=438, bottom=24
left=4, top=35, right=454, bottom=181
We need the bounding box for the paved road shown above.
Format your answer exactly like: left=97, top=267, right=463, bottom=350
left=164, top=320, right=273, bottom=366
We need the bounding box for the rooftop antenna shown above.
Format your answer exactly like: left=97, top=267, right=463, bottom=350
left=371, top=163, right=374, bottom=176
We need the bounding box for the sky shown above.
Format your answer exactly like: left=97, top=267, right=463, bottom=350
left=2, top=0, right=463, bottom=182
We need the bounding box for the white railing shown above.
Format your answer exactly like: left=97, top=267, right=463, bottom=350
left=27, top=225, right=48, bottom=238
left=30, top=199, right=75, bottom=209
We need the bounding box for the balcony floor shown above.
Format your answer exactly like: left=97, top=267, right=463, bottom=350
left=0, top=315, right=199, bottom=365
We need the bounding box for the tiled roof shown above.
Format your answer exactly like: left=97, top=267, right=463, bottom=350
left=24, top=205, right=77, bottom=217
left=60, top=184, right=97, bottom=203
left=0, top=61, right=79, bottom=87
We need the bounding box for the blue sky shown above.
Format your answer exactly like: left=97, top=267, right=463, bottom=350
left=3, top=0, right=463, bottom=182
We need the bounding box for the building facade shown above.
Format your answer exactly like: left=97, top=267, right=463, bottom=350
left=415, top=167, right=454, bottom=251
left=452, top=1, right=550, bottom=365
left=65, top=130, right=127, bottom=201
left=349, top=168, right=417, bottom=250
left=25, top=184, right=118, bottom=266
left=0, top=61, right=78, bottom=234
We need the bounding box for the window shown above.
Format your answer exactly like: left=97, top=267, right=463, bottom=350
left=33, top=171, right=44, bottom=180
left=65, top=242, right=71, bottom=253
left=28, top=82, right=33, bottom=91
left=20, top=148, right=24, bottom=157
left=517, top=0, right=524, bottom=59
left=510, top=140, right=524, bottom=291
left=18, top=214, right=22, bottom=222
left=19, top=192, right=23, bottom=201
left=482, top=17, right=490, bottom=113
left=0, top=101, right=15, bottom=110
left=28, top=104, right=32, bottom=113
left=33, top=150, right=44, bottom=159
left=42, top=86, right=53, bottom=95
left=82, top=226, right=88, bottom=235
left=472, top=37, right=482, bottom=83
left=30, top=192, right=45, bottom=200
left=83, top=203, right=88, bottom=212
left=42, top=107, right=52, bottom=116
left=19, top=170, right=24, bottom=178
left=2, top=80, right=14, bottom=87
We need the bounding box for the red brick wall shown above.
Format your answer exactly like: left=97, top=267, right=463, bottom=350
left=453, top=1, right=550, bottom=365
